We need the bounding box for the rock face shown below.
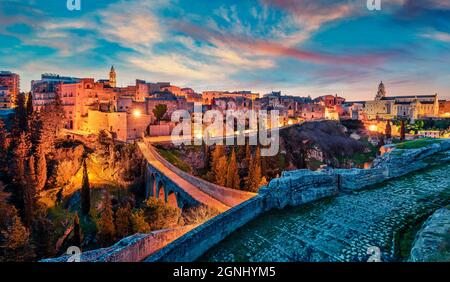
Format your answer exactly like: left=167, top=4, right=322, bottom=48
left=260, top=169, right=338, bottom=209
left=335, top=139, right=450, bottom=191
left=410, top=208, right=450, bottom=262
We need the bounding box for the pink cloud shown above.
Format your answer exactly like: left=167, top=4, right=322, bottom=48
left=175, top=22, right=393, bottom=67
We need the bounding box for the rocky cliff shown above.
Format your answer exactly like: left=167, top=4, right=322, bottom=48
left=410, top=208, right=450, bottom=262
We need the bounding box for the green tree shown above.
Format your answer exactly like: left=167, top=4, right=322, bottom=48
left=142, top=198, right=181, bottom=231
left=26, top=92, right=33, bottom=117
left=226, top=150, right=240, bottom=189
left=385, top=120, right=392, bottom=139
left=0, top=184, right=18, bottom=231
left=214, top=156, right=228, bottom=186
left=39, top=92, right=65, bottom=152
left=131, top=210, right=151, bottom=233
left=35, top=143, right=47, bottom=191
left=80, top=159, right=91, bottom=216
left=400, top=120, right=406, bottom=141
left=210, top=145, right=227, bottom=185
left=23, top=155, right=37, bottom=228
left=0, top=119, right=10, bottom=172
left=115, top=205, right=132, bottom=238
left=245, top=147, right=262, bottom=192
left=1, top=215, right=32, bottom=262
left=97, top=192, right=115, bottom=246
left=73, top=213, right=82, bottom=248
left=245, top=142, right=251, bottom=168
left=14, top=92, right=27, bottom=133
left=31, top=214, right=55, bottom=259
left=14, top=132, right=29, bottom=185
left=152, top=104, right=168, bottom=122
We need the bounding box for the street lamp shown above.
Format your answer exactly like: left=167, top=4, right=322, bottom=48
left=133, top=109, right=142, bottom=118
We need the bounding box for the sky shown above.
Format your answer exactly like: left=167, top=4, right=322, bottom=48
left=0, top=0, right=450, bottom=100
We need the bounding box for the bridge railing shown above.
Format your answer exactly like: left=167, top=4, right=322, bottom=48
left=145, top=142, right=256, bottom=207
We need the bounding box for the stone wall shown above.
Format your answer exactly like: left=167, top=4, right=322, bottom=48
left=146, top=170, right=339, bottom=262
left=410, top=208, right=450, bottom=262
left=146, top=196, right=268, bottom=262
left=41, top=225, right=196, bottom=262
left=260, top=169, right=339, bottom=209
left=334, top=139, right=450, bottom=191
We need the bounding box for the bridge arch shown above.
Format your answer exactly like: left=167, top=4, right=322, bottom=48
left=147, top=172, right=157, bottom=198
left=167, top=190, right=179, bottom=209
left=157, top=181, right=165, bottom=201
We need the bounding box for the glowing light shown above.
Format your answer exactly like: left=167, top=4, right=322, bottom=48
left=288, top=120, right=294, bottom=125
left=133, top=109, right=142, bottom=118
left=368, top=124, right=378, bottom=132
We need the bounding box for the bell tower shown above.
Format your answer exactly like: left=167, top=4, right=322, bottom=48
left=375, top=81, right=386, bottom=100
left=109, top=65, right=116, bottom=88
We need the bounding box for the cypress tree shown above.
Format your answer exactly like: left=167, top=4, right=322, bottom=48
left=245, top=142, right=251, bottom=169
left=35, top=143, right=47, bottom=191
left=23, top=155, right=36, bottom=228
left=97, top=192, right=115, bottom=246
left=14, top=132, right=29, bottom=185
left=14, top=92, right=27, bottom=133
left=73, top=213, right=82, bottom=247
left=245, top=147, right=263, bottom=192
left=226, top=150, right=240, bottom=189
left=214, top=156, right=228, bottom=186
left=385, top=120, right=392, bottom=139
left=81, top=159, right=91, bottom=216
left=26, top=92, right=33, bottom=118
left=400, top=120, right=406, bottom=141
left=210, top=145, right=225, bottom=184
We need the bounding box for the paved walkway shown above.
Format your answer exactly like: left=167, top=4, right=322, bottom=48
left=201, top=163, right=450, bottom=262
left=138, top=142, right=239, bottom=212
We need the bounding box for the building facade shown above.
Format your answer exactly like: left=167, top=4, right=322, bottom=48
left=0, top=71, right=20, bottom=108
left=202, top=91, right=259, bottom=105
left=0, top=87, right=11, bottom=109
left=364, top=82, right=440, bottom=120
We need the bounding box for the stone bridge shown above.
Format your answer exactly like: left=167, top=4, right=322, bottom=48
left=138, top=141, right=255, bottom=212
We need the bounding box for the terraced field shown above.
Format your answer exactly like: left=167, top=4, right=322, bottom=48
left=201, top=163, right=450, bottom=262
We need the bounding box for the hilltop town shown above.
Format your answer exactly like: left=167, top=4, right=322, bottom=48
left=1, top=67, right=450, bottom=262
left=2, top=68, right=450, bottom=142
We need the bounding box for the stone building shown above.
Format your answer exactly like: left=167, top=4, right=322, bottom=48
left=439, top=100, right=450, bottom=118
left=363, top=82, right=440, bottom=120
left=32, top=74, right=80, bottom=112
left=202, top=90, right=259, bottom=105
left=0, top=71, right=20, bottom=108
left=0, top=86, right=11, bottom=110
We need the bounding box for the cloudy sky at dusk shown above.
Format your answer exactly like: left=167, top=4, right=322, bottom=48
left=1, top=0, right=449, bottom=100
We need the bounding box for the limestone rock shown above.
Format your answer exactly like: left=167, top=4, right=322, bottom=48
left=410, top=208, right=450, bottom=262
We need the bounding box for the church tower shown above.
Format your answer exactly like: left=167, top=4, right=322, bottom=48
left=375, top=81, right=386, bottom=100
left=109, top=66, right=116, bottom=88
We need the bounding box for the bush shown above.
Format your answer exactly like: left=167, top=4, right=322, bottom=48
left=142, top=198, right=181, bottom=231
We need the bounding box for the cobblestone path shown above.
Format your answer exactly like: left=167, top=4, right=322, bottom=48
left=201, top=163, right=450, bottom=262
